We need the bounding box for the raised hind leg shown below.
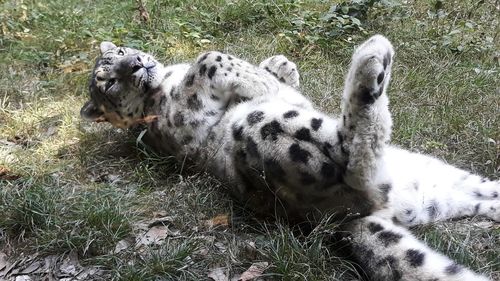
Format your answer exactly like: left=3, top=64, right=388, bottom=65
left=345, top=215, right=490, bottom=281
left=337, top=35, right=395, bottom=205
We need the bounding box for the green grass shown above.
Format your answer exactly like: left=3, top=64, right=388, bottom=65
left=0, top=0, right=499, bottom=280
left=0, top=181, right=136, bottom=257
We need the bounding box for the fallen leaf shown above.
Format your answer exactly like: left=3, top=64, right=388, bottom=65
left=1, top=23, right=9, bottom=38
left=15, top=275, right=32, bottom=281
left=0, top=252, right=8, bottom=274
left=137, top=225, right=169, bottom=246
left=114, top=239, right=131, bottom=254
left=194, top=247, right=209, bottom=257
left=94, top=116, right=107, bottom=123
left=148, top=216, right=175, bottom=228
left=42, top=255, right=59, bottom=273
left=238, top=262, right=268, bottom=281
left=204, top=214, right=230, bottom=228
left=6, top=135, right=29, bottom=146
left=1, top=259, right=21, bottom=278
left=143, top=114, right=159, bottom=123
left=132, top=220, right=150, bottom=233
left=0, top=166, right=21, bottom=181
left=58, top=60, right=88, bottom=74
left=137, top=0, right=150, bottom=22
left=14, top=31, right=35, bottom=41
left=214, top=242, right=227, bottom=253
left=19, top=4, right=28, bottom=22
left=135, top=115, right=159, bottom=125
left=90, top=173, right=121, bottom=184
left=152, top=211, right=168, bottom=218
left=241, top=241, right=258, bottom=260
left=58, top=252, right=80, bottom=277
left=75, top=267, right=103, bottom=280
left=136, top=225, right=180, bottom=247
left=473, top=221, right=494, bottom=229
left=208, top=267, right=229, bottom=281
left=42, top=125, right=58, bottom=137
left=19, top=261, right=42, bottom=274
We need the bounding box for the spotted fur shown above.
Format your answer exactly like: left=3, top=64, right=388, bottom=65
left=81, top=36, right=498, bottom=281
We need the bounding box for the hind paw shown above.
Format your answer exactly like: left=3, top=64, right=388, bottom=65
left=349, top=35, right=394, bottom=104
left=259, top=55, right=300, bottom=88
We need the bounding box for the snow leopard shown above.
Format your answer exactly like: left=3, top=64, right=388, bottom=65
left=80, top=35, right=499, bottom=281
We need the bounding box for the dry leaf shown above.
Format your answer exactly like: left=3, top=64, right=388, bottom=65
left=114, top=239, right=131, bottom=254
left=194, top=247, right=209, bottom=257
left=59, top=263, right=77, bottom=276
left=241, top=241, right=258, bottom=260
left=473, top=221, right=494, bottom=229
left=135, top=115, right=159, bottom=125
left=42, top=255, right=59, bottom=273
left=75, top=267, right=103, bottom=280
left=0, top=252, right=103, bottom=281
left=7, top=135, right=29, bottom=146
left=19, top=4, right=28, bottom=22
left=19, top=261, right=42, bottom=275
left=137, top=0, right=150, bottom=22
left=137, top=225, right=170, bottom=246
left=0, top=252, right=8, bottom=273
left=0, top=165, right=20, bottom=180
left=14, top=31, right=35, bottom=41
left=136, top=225, right=179, bottom=247
left=58, top=60, right=88, bottom=74
left=238, top=262, right=268, bottom=281
left=1, top=259, right=20, bottom=277
left=59, top=252, right=80, bottom=276
left=208, top=267, right=229, bottom=281
left=1, top=23, right=8, bottom=37
left=94, top=116, right=107, bottom=123
left=43, top=125, right=59, bottom=137
left=148, top=216, right=175, bottom=228
left=15, top=275, right=32, bottom=281
left=214, top=242, right=227, bottom=253
left=90, top=173, right=121, bottom=184
left=204, top=214, right=230, bottom=228
left=152, top=211, right=168, bottom=218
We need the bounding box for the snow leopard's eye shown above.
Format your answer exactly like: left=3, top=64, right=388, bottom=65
left=117, top=48, right=125, bottom=56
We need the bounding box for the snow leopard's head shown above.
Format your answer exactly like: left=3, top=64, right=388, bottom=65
left=80, top=42, right=165, bottom=128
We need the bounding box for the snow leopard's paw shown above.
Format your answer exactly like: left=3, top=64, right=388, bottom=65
left=349, top=34, right=394, bottom=104
left=260, top=55, right=300, bottom=89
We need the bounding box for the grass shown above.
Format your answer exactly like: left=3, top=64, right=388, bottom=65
left=0, top=0, right=498, bottom=280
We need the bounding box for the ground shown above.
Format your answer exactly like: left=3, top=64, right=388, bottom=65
left=0, top=0, right=498, bottom=280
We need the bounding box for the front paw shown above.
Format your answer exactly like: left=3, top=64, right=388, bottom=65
left=259, top=55, right=300, bottom=88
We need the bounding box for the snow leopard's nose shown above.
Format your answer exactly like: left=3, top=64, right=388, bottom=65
left=133, top=55, right=155, bottom=72
left=143, top=55, right=156, bottom=69
left=131, top=56, right=144, bottom=73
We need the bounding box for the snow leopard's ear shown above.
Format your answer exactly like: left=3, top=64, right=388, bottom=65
left=100, top=41, right=117, bottom=54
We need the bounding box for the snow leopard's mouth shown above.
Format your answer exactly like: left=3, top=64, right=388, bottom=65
left=132, top=63, right=157, bottom=91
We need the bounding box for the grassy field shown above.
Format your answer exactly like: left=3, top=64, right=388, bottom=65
left=0, top=0, right=499, bottom=280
